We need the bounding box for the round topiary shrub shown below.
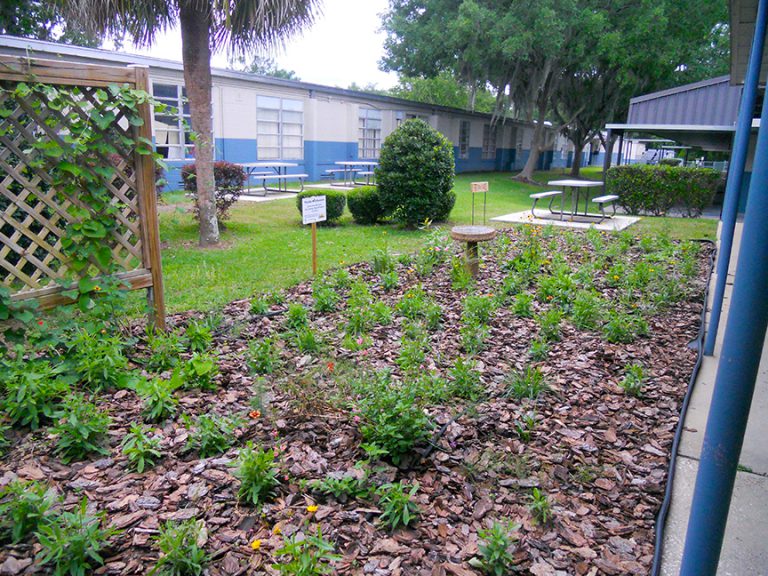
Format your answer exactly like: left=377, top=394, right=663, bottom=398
left=347, top=186, right=386, bottom=224
left=295, top=189, right=346, bottom=225
left=376, top=119, right=456, bottom=226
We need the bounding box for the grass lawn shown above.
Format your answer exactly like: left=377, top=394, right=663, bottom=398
left=157, top=169, right=718, bottom=313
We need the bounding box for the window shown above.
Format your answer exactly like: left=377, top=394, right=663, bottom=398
left=257, top=96, right=304, bottom=160
left=459, top=120, right=470, bottom=159
left=482, top=124, right=497, bottom=160
left=152, top=83, right=193, bottom=160
left=396, top=111, right=429, bottom=127
left=358, top=108, right=382, bottom=159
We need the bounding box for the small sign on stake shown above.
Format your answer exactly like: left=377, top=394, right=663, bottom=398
left=302, top=195, right=327, bottom=275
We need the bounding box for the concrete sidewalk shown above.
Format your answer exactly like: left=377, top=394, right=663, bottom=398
left=661, top=222, right=768, bottom=575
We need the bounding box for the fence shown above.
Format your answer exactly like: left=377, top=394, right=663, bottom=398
left=0, top=56, right=165, bottom=327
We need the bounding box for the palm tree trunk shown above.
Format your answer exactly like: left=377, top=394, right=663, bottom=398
left=179, top=0, right=219, bottom=247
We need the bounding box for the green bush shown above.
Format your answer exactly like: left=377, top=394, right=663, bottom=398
left=606, top=164, right=720, bottom=217
left=347, top=186, right=386, bottom=224
left=376, top=119, right=455, bottom=225
left=295, top=190, right=346, bottom=225
left=181, top=160, right=247, bottom=225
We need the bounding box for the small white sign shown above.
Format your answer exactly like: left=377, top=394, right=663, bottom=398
left=302, top=195, right=327, bottom=225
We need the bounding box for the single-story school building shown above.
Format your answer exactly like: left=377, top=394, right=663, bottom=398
left=0, top=35, right=569, bottom=190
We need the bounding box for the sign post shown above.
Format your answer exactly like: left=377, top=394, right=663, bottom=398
left=470, top=181, right=489, bottom=225
left=301, top=195, right=327, bottom=275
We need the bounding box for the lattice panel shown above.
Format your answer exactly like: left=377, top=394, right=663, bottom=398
left=0, top=82, right=145, bottom=295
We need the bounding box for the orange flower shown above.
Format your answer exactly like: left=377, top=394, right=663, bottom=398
left=326, top=361, right=335, bottom=372
left=249, top=410, right=261, bottom=419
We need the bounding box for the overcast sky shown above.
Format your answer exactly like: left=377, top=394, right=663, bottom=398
left=118, top=0, right=399, bottom=89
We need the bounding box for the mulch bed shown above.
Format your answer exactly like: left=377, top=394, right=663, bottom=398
left=0, top=227, right=713, bottom=576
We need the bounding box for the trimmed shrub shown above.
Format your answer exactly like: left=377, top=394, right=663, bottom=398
left=181, top=161, right=247, bottom=225
left=347, top=186, right=386, bottom=224
left=376, top=119, right=455, bottom=226
left=606, top=164, right=720, bottom=217
left=295, top=189, right=346, bottom=225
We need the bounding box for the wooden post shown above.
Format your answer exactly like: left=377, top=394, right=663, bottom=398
left=311, top=222, right=318, bottom=275
left=130, top=64, right=166, bottom=330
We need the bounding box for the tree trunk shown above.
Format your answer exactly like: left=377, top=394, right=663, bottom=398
left=515, top=94, right=548, bottom=182
left=179, top=0, right=219, bottom=247
left=570, top=139, right=584, bottom=177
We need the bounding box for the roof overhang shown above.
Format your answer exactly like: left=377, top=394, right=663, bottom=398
left=604, top=123, right=747, bottom=152
left=730, top=0, right=768, bottom=85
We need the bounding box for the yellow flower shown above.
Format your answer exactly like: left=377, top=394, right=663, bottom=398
left=613, top=275, right=619, bottom=281
left=307, top=505, right=319, bottom=513
left=94, top=286, right=101, bottom=292
left=250, top=539, right=261, bottom=550
left=273, top=525, right=282, bottom=535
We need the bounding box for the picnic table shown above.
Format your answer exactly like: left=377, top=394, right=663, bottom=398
left=328, top=160, right=378, bottom=187
left=239, top=162, right=307, bottom=194
left=546, top=179, right=604, bottom=221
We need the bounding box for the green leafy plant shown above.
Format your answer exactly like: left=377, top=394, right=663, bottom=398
left=460, top=320, right=489, bottom=355
left=448, top=357, right=484, bottom=400
left=355, top=373, right=432, bottom=464
left=140, top=375, right=180, bottom=423
left=181, top=353, right=219, bottom=391
left=473, top=520, right=519, bottom=575
left=371, top=301, right=393, bottom=326
left=346, top=306, right=374, bottom=336
left=397, top=335, right=427, bottom=375
left=286, top=303, right=309, bottom=330
left=571, top=291, right=603, bottom=331
left=512, top=293, right=534, bottom=318
left=602, top=310, right=647, bottom=343
left=51, top=394, right=111, bottom=463
left=312, top=282, right=340, bottom=313
left=620, top=363, right=646, bottom=397
left=380, top=270, right=399, bottom=292
left=273, top=527, right=340, bottom=575
left=250, top=296, right=270, bottom=315
left=67, top=328, right=129, bottom=391
left=0, top=479, right=56, bottom=543
left=462, top=294, right=496, bottom=325
left=528, top=338, right=549, bottom=361
left=150, top=519, right=208, bottom=576
left=184, top=413, right=238, bottom=458
left=376, top=481, right=420, bottom=531
left=2, top=356, right=68, bottom=429
left=121, top=423, right=162, bottom=473
left=36, top=498, right=118, bottom=576
left=232, top=442, right=281, bottom=507
left=505, top=367, right=548, bottom=400
left=537, top=309, right=562, bottom=342
left=371, top=247, right=396, bottom=274
left=145, top=327, right=185, bottom=372
left=309, top=472, right=370, bottom=503
left=247, top=337, right=281, bottom=375
left=292, top=327, right=320, bottom=354
left=514, top=411, right=537, bottom=442
left=377, top=119, right=455, bottom=225
left=396, top=286, right=430, bottom=320
left=529, top=488, right=552, bottom=525
left=184, top=320, right=212, bottom=353
left=181, top=160, right=247, bottom=226
left=450, top=256, right=474, bottom=291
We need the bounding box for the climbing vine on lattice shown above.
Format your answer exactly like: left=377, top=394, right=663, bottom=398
left=0, top=80, right=165, bottom=313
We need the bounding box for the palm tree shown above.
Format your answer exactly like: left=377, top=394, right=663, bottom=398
left=64, top=0, right=321, bottom=246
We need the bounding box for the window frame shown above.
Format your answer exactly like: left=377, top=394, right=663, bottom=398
left=459, top=120, right=471, bottom=159
left=482, top=124, right=498, bottom=160
left=151, top=82, right=194, bottom=161
left=358, top=108, right=383, bottom=160
left=257, top=96, right=304, bottom=161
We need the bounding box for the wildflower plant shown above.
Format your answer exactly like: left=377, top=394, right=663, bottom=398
left=121, top=423, right=162, bottom=473
left=36, top=499, right=118, bottom=576
left=620, top=363, right=646, bottom=397
left=233, top=441, right=281, bottom=508
left=376, top=481, right=420, bottom=531
left=140, top=376, right=180, bottom=423
left=184, top=412, right=238, bottom=458
left=0, top=479, right=56, bottom=543
left=286, top=303, right=309, bottom=331
left=529, top=488, right=552, bottom=525
left=273, top=527, right=340, bottom=576
left=150, top=519, right=208, bottom=576
left=184, top=320, right=213, bottom=353
left=181, top=353, right=219, bottom=391
left=247, top=337, right=281, bottom=375
left=505, top=367, right=548, bottom=400
left=51, top=394, right=112, bottom=463
left=2, top=356, right=68, bottom=429
left=474, top=520, right=520, bottom=576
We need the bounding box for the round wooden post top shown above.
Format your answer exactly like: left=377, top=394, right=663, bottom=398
left=450, top=225, right=497, bottom=243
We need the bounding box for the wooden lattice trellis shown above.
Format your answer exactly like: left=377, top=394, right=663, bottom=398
left=0, top=56, right=165, bottom=327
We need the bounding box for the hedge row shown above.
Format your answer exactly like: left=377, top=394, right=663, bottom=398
left=606, top=164, right=722, bottom=217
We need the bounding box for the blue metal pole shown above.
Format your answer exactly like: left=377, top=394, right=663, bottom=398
left=703, top=0, right=768, bottom=356
left=679, top=24, right=768, bottom=576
